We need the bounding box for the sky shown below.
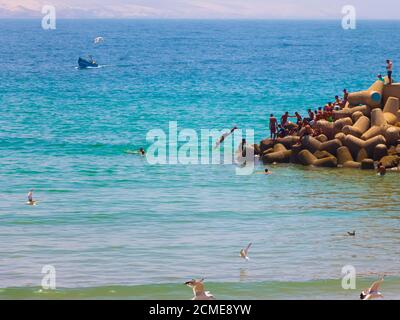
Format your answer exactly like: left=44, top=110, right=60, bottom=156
left=0, top=0, right=399, bottom=19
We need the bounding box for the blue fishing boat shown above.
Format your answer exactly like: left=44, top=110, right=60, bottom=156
left=78, top=56, right=98, bottom=68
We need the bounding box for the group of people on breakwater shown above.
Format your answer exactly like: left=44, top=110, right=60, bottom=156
left=257, top=59, right=400, bottom=174
left=269, top=60, right=394, bottom=141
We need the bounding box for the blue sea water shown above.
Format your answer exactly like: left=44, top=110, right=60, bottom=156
left=1, top=19, right=400, bottom=299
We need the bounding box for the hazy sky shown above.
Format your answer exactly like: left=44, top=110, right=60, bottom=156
left=0, top=0, right=400, bottom=19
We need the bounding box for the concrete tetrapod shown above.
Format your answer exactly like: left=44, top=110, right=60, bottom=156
left=260, top=136, right=300, bottom=153
left=361, top=159, right=375, bottom=170
left=383, top=97, right=400, bottom=125
left=372, top=144, right=388, bottom=161
left=361, top=109, right=387, bottom=140
left=344, top=134, right=386, bottom=158
left=337, top=146, right=361, bottom=169
left=316, top=118, right=353, bottom=139
left=348, top=79, right=384, bottom=108
left=385, top=126, right=400, bottom=145
left=297, top=149, right=338, bottom=167
left=301, top=136, right=342, bottom=155
left=383, top=83, right=400, bottom=105
left=262, top=143, right=292, bottom=164
left=333, top=105, right=371, bottom=120
left=351, top=111, right=364, bottom=123
left=342, top=116, right=370, bottom=138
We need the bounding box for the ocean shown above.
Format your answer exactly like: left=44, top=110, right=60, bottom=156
left=1, top=19, right=400, bottom=299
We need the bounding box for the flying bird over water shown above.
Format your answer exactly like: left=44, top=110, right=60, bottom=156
left=360, top=276, right=385, bottom=300
left=240, top=242, right=252, bottom=261
left=184, top=278, right=215, bottom=300
left=94, top=37, right=104, bottom=44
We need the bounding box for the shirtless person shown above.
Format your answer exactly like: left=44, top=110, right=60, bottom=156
left=125, top=148, right=146, bottom=155
left=377, top=162, right=386, bottom=176
left=342, top=89, right=349, bottom=107
left=294, top=112, right=302, bottom=125
left=256, top=168, right=272, bottom=175
left=263, top=168, right=272, bottom=175
left=304, top=109, right=314, bottom=123
left=281, top=112, right=289, bottom=127
left=215, top=126, right=238, bottom=148
left=269, top=114, right=278, bottom=140
left=386, top=59, right=393, bottom=84
left=300, top=124, right=314, bottom=140
left=334, top=95, right=342, bottom=106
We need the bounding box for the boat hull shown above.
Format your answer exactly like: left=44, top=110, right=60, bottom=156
left=78, top=57, right=98, bottom=68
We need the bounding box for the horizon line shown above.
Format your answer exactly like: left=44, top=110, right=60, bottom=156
left=1, top=17, right=400, bottom=21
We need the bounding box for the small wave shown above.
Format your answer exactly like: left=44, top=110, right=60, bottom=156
left=74, top=65, right=107, bottom=70
left=2, top=276, right=400, bottom=299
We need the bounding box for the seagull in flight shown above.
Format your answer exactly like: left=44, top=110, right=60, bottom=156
left=94, top=37, right=104, bottom=44
left=360, top=276, right=385, bottom=300
left=185, top=278, right=215, bottom=300
left=240, top=242, right=252, bottom=261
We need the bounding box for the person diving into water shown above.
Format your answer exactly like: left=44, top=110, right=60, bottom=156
left=214, top=126, right=238, bottom=148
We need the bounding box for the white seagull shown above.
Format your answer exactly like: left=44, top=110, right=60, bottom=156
left=94, top=37, right=104, bottom=44
left=240, top=242, right=252, bottom=261
left=185, top=278, right=215, bottom=300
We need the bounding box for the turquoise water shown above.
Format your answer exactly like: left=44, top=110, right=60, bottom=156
left=1, top=19, right=400, bottom=299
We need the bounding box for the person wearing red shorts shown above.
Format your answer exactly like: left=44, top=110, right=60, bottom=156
left=269, top=114, right=278, bottom=140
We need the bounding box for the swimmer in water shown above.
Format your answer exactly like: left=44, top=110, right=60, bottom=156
left=360, top=276, right=385, bottom=300
left=215, top=126, right=238, bottom=148
left=125, top=148, right=145, bottom=155
left=256, top=168, right=272, bottom=175
left=377, top=162, right=386, bottom=176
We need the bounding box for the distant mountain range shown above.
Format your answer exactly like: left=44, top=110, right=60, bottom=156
left=0, top=0, right=398, bottom=20
left=0, top=1, right=165, bottom=18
